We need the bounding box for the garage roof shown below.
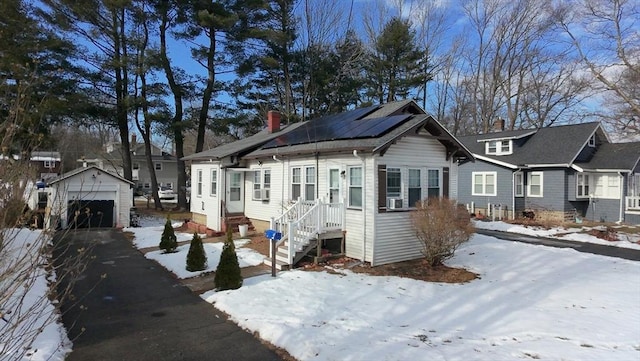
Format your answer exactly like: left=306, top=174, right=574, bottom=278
left=49, top=165, right=135, bottom=185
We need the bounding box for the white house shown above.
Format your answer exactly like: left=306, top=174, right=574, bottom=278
left=183, top=100, right=473, bottom=267
left=46, top=165, right=134, bottom=229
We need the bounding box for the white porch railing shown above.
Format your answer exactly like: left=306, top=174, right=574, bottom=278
left=270, top=198, right=344, bottom=265
left=626, top=196, right=640, bottom=212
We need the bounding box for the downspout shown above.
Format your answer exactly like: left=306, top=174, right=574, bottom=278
left=512, top=170, right=518, bottom=220
left=273, top=155, right=284, bottom=214
left=353, top=150, right=366, bottom=263
left=618, top=172, right=625, bottom=224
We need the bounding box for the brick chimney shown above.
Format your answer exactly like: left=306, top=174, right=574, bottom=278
left=493, top=118, right=505, bottom=132
left=267, top=111, right=281, bottom=133
left=131, top=134, right=137, bottom=144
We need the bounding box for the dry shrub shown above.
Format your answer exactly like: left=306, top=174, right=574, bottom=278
left=411, top=198, right=474, bottom=267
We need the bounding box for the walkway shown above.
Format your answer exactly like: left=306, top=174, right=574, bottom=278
left=55, top=229, right=281, bottom=361
left=476, top=228, right=640, bottom=261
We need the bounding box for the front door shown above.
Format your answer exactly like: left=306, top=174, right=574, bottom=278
left=226, top=171, right=244, bottom=213
left=328, top=168, right=342, bottom=204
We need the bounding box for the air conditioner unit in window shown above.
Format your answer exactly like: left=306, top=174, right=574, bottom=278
left=388, top=198, right=402, bottom=210
left=260, top=188, right=270, bottom=200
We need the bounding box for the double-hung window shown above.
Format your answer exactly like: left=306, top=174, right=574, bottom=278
left=472, top=172, right=496, bottom=196
left=155, top=162, right=162, bottom=171
left=253, top=169, right=271, bottom=200
left=210, top=169, right=217, bottom=196
left=485, top=140, right=512, bottom=155
left=387, top=167, right=402, bottom=208
left=527, top=172, right=543, bottom=197
left=196, top=170, right=203, bottom=197
left=305, top=166, right=316, bottom=201
left=348, top=166, right=363, bottom=208
left=427, top=169, right=440, bottom=198
left=408, top=169, right=421, bottom=207
left=291, top=166, right=315, bottom=201
left=514, top=172, right=524, bottom=197
left=577, top=174, right=589, bottom=198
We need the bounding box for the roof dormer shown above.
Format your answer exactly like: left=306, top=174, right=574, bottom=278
left=484, top=139, right=513, bottom=155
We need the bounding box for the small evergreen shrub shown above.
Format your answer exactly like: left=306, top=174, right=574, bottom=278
left=214, top=227, right=242, bottom=290
left=411, top=198, right=474, bottom=267
left=186, top=232, right=207, bottom=272
left=159, top=215, right=178, bottom=253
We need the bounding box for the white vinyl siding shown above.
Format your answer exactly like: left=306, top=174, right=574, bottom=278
left=472, top=172, right=496, bottom=196
left=373, top=135, right=455, bottom=266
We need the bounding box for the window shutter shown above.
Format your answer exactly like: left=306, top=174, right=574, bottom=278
left=443, top=167, right=450, bottom=198
left=378, top=164, right=386, bottom=213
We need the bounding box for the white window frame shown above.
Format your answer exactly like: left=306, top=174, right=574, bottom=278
left=472, top=172, right=497, bottom=196
left=588, top=134, right=596, bottom=147
left=291, top=167, right=302, bottom=200
left=408, top=168, right=421, bottom=207
left=155, top=162, right=162, bottom=171
left=196, top=169, right=203, bottom=197
left=253, top=169, right=271, bottom=200
left=305, top=166, right=316, bottom=201
left=291, top=166, right=316, bottom=201
left=577, top=173, right=589, bottom=198
left=348, top=166, right=363, bottom=209
left=527, top=172, right=543, bottom=197
left=514, top=172, right=524, bottom=197
left=44, top=160, right=54, bottom=168
left=427, top=168, right=441, bottom=199
left=133, top=162, right=140, bottom=170
left=485, top=140, right=513, bottom=155
left=210, top=169, right=217, bottom=196
left=587, top=173, right=620, bottom=199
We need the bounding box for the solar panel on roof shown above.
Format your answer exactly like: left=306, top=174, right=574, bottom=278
left=261, top=106, right=413, bottom=149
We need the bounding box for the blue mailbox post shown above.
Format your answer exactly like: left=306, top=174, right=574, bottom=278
left=265, top=229, right=282, bottom=277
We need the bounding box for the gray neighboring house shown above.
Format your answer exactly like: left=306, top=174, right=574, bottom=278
left=84, top=135, right=178, bottom=194
left=457, top=121, right=640, bottom=224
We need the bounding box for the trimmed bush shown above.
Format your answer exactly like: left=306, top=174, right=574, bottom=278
left=411, top=198, right=474, bottom=267
left=159, top=215, right=178, bottom=253
left=214, top=227, right=242, bottom=290
left=186, top=232, right=207, bottom=271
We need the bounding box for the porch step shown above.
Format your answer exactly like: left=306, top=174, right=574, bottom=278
left=263, top=257, right=290, bottom=271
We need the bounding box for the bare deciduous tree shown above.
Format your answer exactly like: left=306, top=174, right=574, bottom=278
left=556, top=0, right=640, bottom=138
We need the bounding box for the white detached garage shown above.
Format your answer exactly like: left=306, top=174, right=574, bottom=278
left=48, top=165, right=134, bottom=229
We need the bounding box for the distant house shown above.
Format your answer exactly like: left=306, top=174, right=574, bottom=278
left=90, top=135, right=178, bottom=194
left=30, top=151, right=61, bottom=180
left=183, top=100, right=473, bottom=268
left=456, top=121, right=640, bottom=225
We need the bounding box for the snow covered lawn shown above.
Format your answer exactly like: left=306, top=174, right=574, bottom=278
left=125, top=218, right=265, bottom=279
left=200, top=234, right=640, bottom=361
left=474, top=220, right=640, bottom=249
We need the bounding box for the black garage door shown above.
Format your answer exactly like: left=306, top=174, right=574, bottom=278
left=68, top=200, right=115, bottom=228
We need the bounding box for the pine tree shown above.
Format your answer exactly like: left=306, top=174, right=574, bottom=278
left=214, top=227, right=242, bottom=290
left=159, top=215, right=178, bottom=253
left=186, top=232, right=207, bottom=272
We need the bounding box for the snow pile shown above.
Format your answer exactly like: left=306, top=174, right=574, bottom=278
left=0, top=229, right=71, bottom=361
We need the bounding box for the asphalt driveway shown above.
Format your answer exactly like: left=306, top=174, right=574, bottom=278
left=476, top=228, right=640, bottom=261
left=54, top=229, right=281, bottom=361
